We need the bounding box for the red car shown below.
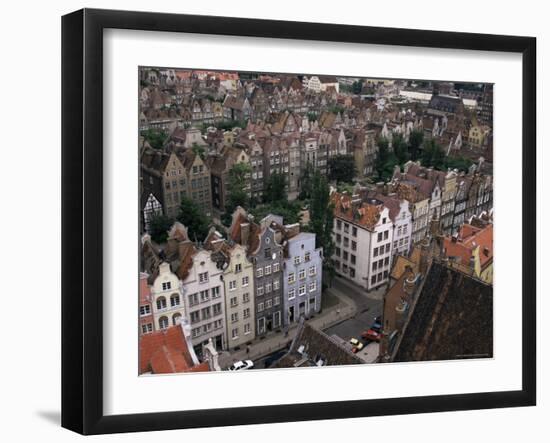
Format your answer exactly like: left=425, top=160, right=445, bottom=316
left=361, top=329, right=381, bottom=342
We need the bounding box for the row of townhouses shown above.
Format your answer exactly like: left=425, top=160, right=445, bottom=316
left=139, top=210, right=323, bottom=357
left=331, top=160, right=492, bottom=291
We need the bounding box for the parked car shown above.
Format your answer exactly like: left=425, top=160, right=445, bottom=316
left=361, top=329, right=381, bottom=342
left=228, top=360, right=254, bottom=371
left=349, top=337, right=364, bottom=353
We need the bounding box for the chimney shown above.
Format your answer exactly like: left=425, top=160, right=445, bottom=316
left=240, top=222, right=250, bottom=247
left=402, top=266, right=416, bottom=300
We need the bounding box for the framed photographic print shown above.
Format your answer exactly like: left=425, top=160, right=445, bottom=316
left=61, top=8, right=536, bottom=435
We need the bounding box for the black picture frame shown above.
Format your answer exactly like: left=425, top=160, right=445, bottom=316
left=62, top=8, right=537, bottom=435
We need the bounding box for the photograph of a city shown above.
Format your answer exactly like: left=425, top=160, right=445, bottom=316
left=139, top=67, right=493, bottom=375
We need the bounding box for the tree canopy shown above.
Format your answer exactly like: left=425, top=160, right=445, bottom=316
left=222, top=162, right=252, bottom=226
left=328, top=155, right=356, bottom=184
left=420, top=138, right=446, bottom=170
left=375, top=137, right=398, bottom=182
left=264, top=172, right=287, bottom=203
left=176, top=197, right=210, bottom=242
left=141, top=128, right=167, bottom=150
left=148, top=213, right=174, bottom=244
left=307, top=171, right=335, bottom=274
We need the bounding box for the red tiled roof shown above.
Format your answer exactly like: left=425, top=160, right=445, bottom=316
left=139, top=325, right=209, bottom=374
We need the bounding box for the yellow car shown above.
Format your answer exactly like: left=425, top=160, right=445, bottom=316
left=349, top=338, right=364, bottom=353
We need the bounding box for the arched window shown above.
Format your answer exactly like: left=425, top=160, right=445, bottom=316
left=156, top=296, right=167, bottom=310
left=172, top=313, right=182, bottom=326
left=170, top=293, right=180, bottom=307
left=159, top=316, right=169, bottom=329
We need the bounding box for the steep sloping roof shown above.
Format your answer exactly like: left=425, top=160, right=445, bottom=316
left=139, top=325, right=210, bottom=374
left=393, top=262, right=493, bottom=362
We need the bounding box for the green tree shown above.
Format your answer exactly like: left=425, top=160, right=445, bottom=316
left=250, top=200, right=302, bottom=225
left=148, top=213, right=174, bottom=244
left=444, top=156, right=473, bottom=172
left=141, top=128, right=167, bottom=150
left=408, top=129, right=424, bottom=161
left=421, top=139, right=445, bottom=169
left=264, top=172, right=287, bottom=203
left=191, top=143, right=206, bottom=160
left=222, top=163, right=252, bottom=226
left=352, top=80, right=363, bottom=95
left=298, top=163, right=315, bottom=200
left=328, top=155, right=356, bottom=184
left=375, top=137, right=398, bottom=181
left=393, top=133, right=410, bottom=165
left=176, top=197, right=210, bottom=242
left=307, top=171, right=335, bottom=281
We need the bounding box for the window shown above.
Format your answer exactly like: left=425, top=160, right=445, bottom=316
left=161, top=281, right=172, bottom=291
left=201, top=307, right=211, bottom=319
left=273, top=263, right=280, bottom=272
left=229, top=280, right=237, bottom=291
left=304, top=252, right=311, bottom=262
left=190, top=311, right=200, bottom=324
left=211, top=286, right=221, bottom=298
left=192, top=327, right=201, bottom=338
left=198, top=272, right=209, bottom=283
left=336, top=220, right=342, bottom=229
left=258, top=317, right=266, bottom=334
left=384, top=257, right=389, bottom=266
left=244, top=323, right=251, bottom=334
left=344, top=223, right=349, bottom=233
left=172, top=313, right=182, bottom=325
left=335, top=247, right=341, bottom=257
left=273, top=280, right=280, bottom=290
left=343, top=264, right=348, bottom=273
left=299, top=285, right=306, bottom=296
left=231, top=328, right=239, bottom=339
left=373, top=247, right=379, bottom=257
left=256, top=268, right=264, bottom=278
left=230, top=296, right=238, bottom=307
left=213, top=319, right=223, bottom=329
left=288, top=272, right=296, bottom=284
left=288, top=289, right=296, bottom=300
left=384, top=230, right=389, bottom=240
left=385, top=243, right=390, bottom=253
left=274, top=296, right=280, bottom=306
left=231, top=312, right=238, bottom=323
left=264, top=247, right=271, bottom=258
left=141, top=323, right=153, bottom=334
left=371, top=276, right=376, bottom=285
left=258, top=302, right=264, bottom=312
left=266, top=282, right=272, bottom=293
left=235, top=263, right=242, bottom=273
left=309, top=266, right=316, bottom=276
left=343, top=237, right=349, bottom=247
left=309, top=281, right=316, bottom=292
left=397, top=226, right=402, bottom=236
left=377, top=232, right=383, bottom=242
left=294, top=256, right=301, bottom=265
left=200, top=290, right=209, bottom=302
left=343, top=251, right=348, bottom=260
left=352, top=226, right=358, bottom=236
left=336, top=233, right=341, bottom=242
left=242, top=276, right=249, bottom=286
left=351, top=240, right=357, bottom=251
left=265, top=264, right=272, bottom=275
left=156, top=297, right=167, bottom=310
left=257, top=286, right=264, bottom=296
left=299, top=269, right=306, bottom=280
left=266, top=299, right=273, bottom=309
left=350, top=255, right=356, bottom=265
left=273, top=312, right=281, bottom=328
left=159, top=316, right=169, bottom=329
left=203, top=323, right=212, bottom=333
left=170, top=294, right=180, bottom=307
left=139, top=305, right=151, bottom=316
left=393, top=240, right=398, bottom=249
left=350, top=268, right=355, bottom=278
left=243, top=292, right=250, bottom=303
left=243, top=308, right=250, bottom=319
left=373, top=261, right=378, bottom=271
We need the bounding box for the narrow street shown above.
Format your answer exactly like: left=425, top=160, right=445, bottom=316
left=324, top=276, right=385, bottom=342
